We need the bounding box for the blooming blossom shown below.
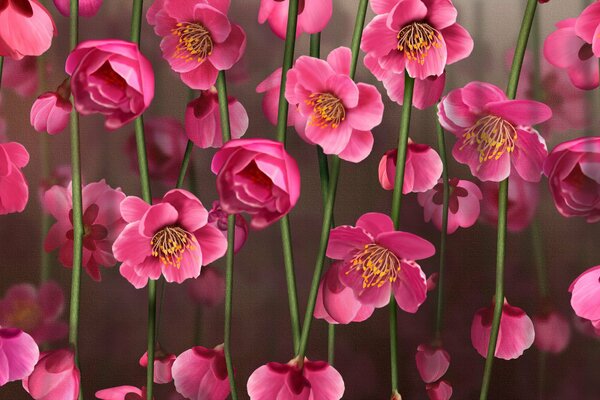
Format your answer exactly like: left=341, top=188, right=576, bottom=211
left=0, top=141, right=29, bottom=215
left=172, top=345, right=230, bottom=400
left=187, top=266, right=225, bottom=307
left=256, top=67, right=300, bottom=126
left=23, top=349, right=80, bottom=400
left=415, top=343, right=450, bottom=384
left=30, top=88, right=72, bottom=135
left=569, top=265, right=600, bottom=330
left=53, top=0, right=103, bottom=17
left=207, top=201, right=248, bottom=253
left=140, top=349, right=176, bottom=384
left=0, top=327, right=39, bottom=386
left=258, top=0, right=332, bottom=39
left=533, top=311, right=571, bottom=353
left=96, top=386, right=147, bottom=400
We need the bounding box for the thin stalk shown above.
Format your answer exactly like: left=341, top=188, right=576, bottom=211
left=0, top=57, right=3, bottom=82
left=216, top=71, right=238, bottom=400
left=177, top=141, right=194, bottom=189
left=434, top=121, right=449, bottom=340
left=327, top=323, right=335, bottom=365
left=389, top=303, right=399, bottom=391
left=349, top=0, right=369, bottom=80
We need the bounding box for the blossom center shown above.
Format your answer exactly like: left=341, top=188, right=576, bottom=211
left=240, top=161, right=273, bottom=188
left=172, top=22, right=213, bottom=63
left=96, top=62, right=127, bottom=89
left=5, top=300, right=41, bottom=332
left=397, top=22, right=442, bottom=65
left=461, top=115, right=517, bottom=163
left=306, top=93, right=346, bottom=128
left=347, top=244, right=401, bottom=288
left=151, top=226, right=195, bottom=268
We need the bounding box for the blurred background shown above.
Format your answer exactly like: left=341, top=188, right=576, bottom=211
left=1, top=0, right=599, bottom=398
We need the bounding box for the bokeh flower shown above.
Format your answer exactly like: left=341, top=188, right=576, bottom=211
left=426, top=380, right=453, bottom=400
left=258, top=0, right=332, bottom=39
left=415, top=344, right=450, bottom=384
left=533, top=311, right=571, bottom=353
left=53, top=0, right=103, bottom=17
left=0, top=141, right=29, bottom=215
left=187, top=266, right=225, bottom=307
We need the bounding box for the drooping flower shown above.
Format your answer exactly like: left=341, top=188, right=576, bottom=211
left=147, top=0, right=246, bottom=90
left=247, top=357, right=344, bottom=400
left=0, top=0, right=56, bottom=60
left=185, top=87, right=248, bottom=148
left=23, top=349, right=80, bottom=400
left=0, top=327, right=39, bottom=386
left=258, top=0, right=332, bottom=39
left=140, top=349, right=176, bottom=384
left=471, top=299, right=535, bottom=360
left=187, top=266, right=225, bottom=307
left=95, top=386, right=147, bottom=400
left=533, top=311, right=571, bottom=353
left=544, top=137, right=600, bottom=222
left=438, top=81, right=551, bottom=182
left=418, top=178, right=482, bottom=234
left=172, top=345, right=230, bottom=400
left=0, top=141, right=30, bottom=215
left=378, top=140, right=443, bottom=193
left=2, top=56, right=40, bottom=97
left=65, top=39, right=155, bottom=130
left=569, top=265, right=600, bottom=330
left=53, top=0, right=103, bottom=17
left=314, top=261, right=375, bottom=324
left=415, top=344, right=450, bottom=384
left=113, top=189, right=227, bottom=288
left=44, top=180, right=126, bottom=281
left=30, top=87, right=72, bottom=135
left=285, top=46, right=384, bottom=163
left=0, top=281, right=67, bottom=344
left=426, top=380, right=453, bottom=400
left=211, top=138, right=301, bottom=229
left=207, top=201, right=248, bottom=253
left=327, top=212, right=435, bottom=313
left=126, top=117, right=187, bottom=186
left=361, top=0, right=473, bottom=80
left=256, top=67, right=300, bottom=126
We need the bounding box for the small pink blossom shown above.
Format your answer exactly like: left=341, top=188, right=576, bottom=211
left=438, top=81, right=551, bottom=182
left=3, top=56, right=40, bottom=97
left=418, top=178, right=482, bottom=234
left=0, top=281, right=67, bottom=344
left=23, top=348, right=80, bottom=400
left=207, top=201, right=248, bottom=253
left=378, top=140, right=443, bottom=193
left=0, top=141, right=30, bottom=215
left=471, top=299, right=535, bottom=360
left=533, top=311, right=571, bottom=353
left=65, top=39, right=155, bottom=130
left=185, top=88, right=248, bottom=148
left=569, top=265, right=600, bottom=329
left=415, top=344, right=450, bottom=384
left=44, top=180, right=126, bottom=281
left=256, top=67, right=300, bottom=126
left=95, top=386, right=147, bottom=400
left=0, top=327, right=39, bottom=386
left=258, top=0, right=332, bottom=39
left=187, top=266, right=225, bottom=307
left=172, top=345, right=230, bottom=400
left=113, top=189, right=227, bottom=288
left=286, top=46, right=384, bottom=163
left=211, top=138, right=301, bottom=229
left=30, top=88, right=72, bottom=135
left=247, top=357, right=344, bottom=400
left=426, top=380, right=453, bottom=400
left=53, top=0, right=103, bottom=17
left=140, top=349, right=176, bottom=384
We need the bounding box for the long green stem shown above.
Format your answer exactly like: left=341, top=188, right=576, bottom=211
left=176, top=141, right=194, bottom=189
left=434, top=121, right=449, bottom=340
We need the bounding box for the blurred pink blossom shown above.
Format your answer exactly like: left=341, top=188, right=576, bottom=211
left=0, top=141, right=29, bottom=215
left=23, top=348, right=80, bottom=400
left=258, top=0, right=332, bottom=39
left=53, top=0, right=103, bottom=17
left=426, top=380, right=453, bottom=400
left=2, top=56, right=40, bottom=97
left=415, top=344, right=450, bottom=384
left=0, top=327, right=39, bottom=386
left=533, top=311, right=571, bottom=353
left=172, top=345, right=230, bottom=400
left=187, top=266, right=226, bottom=307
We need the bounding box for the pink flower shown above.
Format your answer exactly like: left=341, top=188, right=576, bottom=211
left=96, top=386, right=147, bottom=400
left=30, top=90, right=72, bottom=135
left=44, top=180, right=126, bottom=281
left=247, top=357, right=344, bottom=399
left=147, top=0, right=246, bottom=90
left=418, top=178, right=482, bottom=234
left=187, top=266, right=225, bottom=307
left=327, top=212, right=435, bottom=313
left=207, top=201, right=248, bottom=253
left=426, top=380, right=453, bottom=400
left=0, top=327, right=39, bottom=386
left=3, top=57, right=40, bottom=97
left=53, top=0, right=103, bottom=17
left=0, top=281, right=67, bottom=344
left=361, top=0, right=473, bottom=80
left=0, top=141, right=29, bottom=215
left=533, top=311, right=571, bottom=353
left=415, top=344, right=450, bottom=384
left=39, top=165, right=71, bottom=206
left=471, top=299, right=535, bottom=360
left=211, top=138, right=301, bottom=229
left=172, top=345, right=230, bottom=400
left=569, top=265, right=600, bottom=329
left=378, top=140, right=443, bottom=193
left=0, top=0, right=56, bottom=60
left=185, top=88, right=248, bottom=148
left=256, top=68, right=300, bottom=126
left=438, top=82, right=551, bottom=182
left=65, top=39, right=155, bottom=130
left=543, top=137, right=600, bottom=222
left=285, top=47, right=384, bottom=163
left=140, top=349, right=176, bottom=384
left=126, top=117, right=187, bottom=186
left=23, top=348, right=80, bottom=400
left=314, top=261, right=375, bottom=324
left=258, top=0, right=332, bottom=39
left=113, top=189, right=227, bottom=288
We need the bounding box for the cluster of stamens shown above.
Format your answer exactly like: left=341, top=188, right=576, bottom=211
left=171, top=22, right=213, bottom=63
left=151, top=226, right=195, bottom=268
left=397, top=22, right=442, bottom=65
left=305, top=93, right=346, bottom=128
left=346, top=244, right=401, bottom=289
left=461, top=115, right=518, bottom=163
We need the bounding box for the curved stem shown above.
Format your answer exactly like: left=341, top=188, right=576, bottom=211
left=434, top=121, right=449, bottom=340
left=176, top=141, right=194, bottom=189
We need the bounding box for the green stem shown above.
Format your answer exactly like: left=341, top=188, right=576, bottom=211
left=434, top=121, right=449, bottom=340
left=349, top=0, right=369, bottom=80
left=327, top=323, right=335, bottom=365
left=0, top=57, right=4, bottom=83
left=176, top=141, right=194, bottom=189
left=216, top=71, right=238, bottom=400
left=389, top=302, right=399, bottom=391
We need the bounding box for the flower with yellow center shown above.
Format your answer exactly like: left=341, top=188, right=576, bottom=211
left=306, top=92, right=346, bottom=129
left=347, top=244, right=401, bottom=289
left=397, top=22, right=443, bottom=65
left=151, top=225, right=196, bottom=269
left=172, top=22, right=213, bottom=63
left=461, top=115, right=517, bottom=163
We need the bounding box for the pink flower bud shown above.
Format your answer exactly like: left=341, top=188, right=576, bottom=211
left=415, top=344, right=450, bottom=383
left=30, top=90, right=71, bottom=135
left=426, top=380, right=453, bottom=400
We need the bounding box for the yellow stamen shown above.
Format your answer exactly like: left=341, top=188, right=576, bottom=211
left=305, top=93, right=346, bottom=129
left=171, top=22, right=213, bottom=63
left=397, top=22, right=442, bottom=65
left=151, top=226, right=195, bottom=268
left=461, top=115, right=518, bottom=163
left=346, top=244, right=401, bottom=289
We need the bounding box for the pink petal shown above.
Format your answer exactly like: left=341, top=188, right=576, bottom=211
left=376, top=231, right=436, bottom=260
left=392, top=260, right=427, bottom=313
left=326, top=226, right=372, bottom=260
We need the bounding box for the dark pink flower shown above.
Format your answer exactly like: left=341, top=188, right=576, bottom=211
left=211, top=138, right=301, bottom=229
left=0, top=327, right=39, bottom=386
left=361, top=0, right=473, bottom=79
left=418, top=178, right=482, bottom=234
left=140, top=349, right=176, bottom=384
left=187, top=266, right=225, bottom=307
left=438, top=82, right=551, bottom=182
left=247, top=357, right=344, bottom=399
left=185, top=88, right=248, bottom=148
left=426, top=380, right=453, bottom=400
left=65, top=39, right=155, bottom=130
left=53, top=0, right=102, bottom=17
left=0, top=281, right=67, bottom=344
left=2, top=56, right=40, bottom=97
left=471, top=299, right=535, bottom=360
left=207, top=201, right=248, bottom=253
left=256, top=67, right=300, bottom=126
left=96, top=386, right=147, bottom=400
left=172, top=345, right=230, bottom=400
left=147, top=0, right=246, bottom=90
left=258, top=0, right=332, bottom=39
left=286, top=47, right=384, bottom=163
left=30, top=89, right=72, bottom=135
left=23, top=348, right=80, bottom=400
left=378, top=140, right=443, bottom=193
left=415, top=344, right=450, bottom=384
left=533, top=311, right=571, bottom=353
left=569, top=265, right=600, bottom=329
left=113, top=189, right=227, bottom=288
left=44, top=180, right=126, bottom=281
left=327, top=212, right=435, bottom=313
left=0, top=141, right=29, bottom=215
